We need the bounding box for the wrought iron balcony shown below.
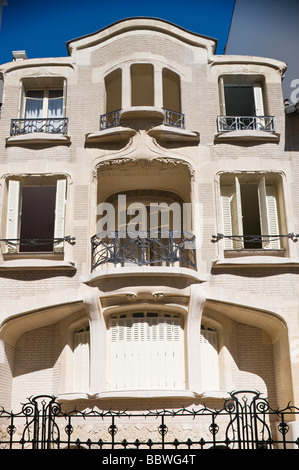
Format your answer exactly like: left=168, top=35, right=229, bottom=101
left=2, top=236, right=76, bottom=252
left=99, top=108, right=185, bottom=130
left=10, top=118, right=69, bottom=136
left=217, top=115, right=275, bottom=133
left=211, top=233, right=298, bottom=245
left=162, top=108, right=185, bottom=129
left=91, top=230, right=196, bottom=271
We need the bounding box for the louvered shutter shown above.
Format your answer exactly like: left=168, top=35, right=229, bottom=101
left=6, top=180, right=21, bottom=253
left=221, top=185, right=234, bottom=249
left=200, top=327, right=220, bottom=391
left=231, top=177, right=244, bottom=249
left=219, top=77, right=226, bottom=115
left=258, top=178, right=280, bottom=249
left=73, top=328, right=90, bottom=392
left=258, top=179, right=280, bottom=249
left=109, top=316, right=184, bottom=391
left=53, top=179, right=66, bottom=253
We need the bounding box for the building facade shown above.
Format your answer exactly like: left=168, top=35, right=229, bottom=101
left=0, top=17, right=299, bottom=446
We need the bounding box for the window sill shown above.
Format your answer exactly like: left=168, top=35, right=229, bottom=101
left=0, top=255, right=76, bottom=271
left=147, top=125, right=200, bottom=143
left=212, top=253, right=299, bottom=268
left=6, top=133, right=71, bottom=145
left=57, top=389, right=230, bottom=401
left=85, top=127, right=136, bottom=144
left=81, top=265, right=207, bottom=286
left=214, top=130, right=280, bottom=143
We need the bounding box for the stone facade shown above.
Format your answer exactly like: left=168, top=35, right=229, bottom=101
left=0, top=18, right=298, bottom=443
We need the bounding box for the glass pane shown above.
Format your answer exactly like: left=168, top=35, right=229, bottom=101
left=25, top=90, right=44, bottom=118
left=48, top=89, right=63, bottom=118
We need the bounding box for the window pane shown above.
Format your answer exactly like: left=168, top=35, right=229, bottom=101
left=25, top=90, right=44, bottom=118
left=48, top=89, right=63, bottom=118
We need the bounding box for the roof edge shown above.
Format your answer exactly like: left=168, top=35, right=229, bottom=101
left=65, top=17, right=218, bottom=55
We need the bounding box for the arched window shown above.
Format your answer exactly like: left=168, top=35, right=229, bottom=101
left=200, top=324, right=220, bottom=390
left=105, top=68, right=122, bottom=113
left=109, top=311, right=185, bottom=391
left=73, top=324, right=90, bottom=392
left=130, top=64, right=154, bottom=106
left=162, top=68, right=181, bottom=113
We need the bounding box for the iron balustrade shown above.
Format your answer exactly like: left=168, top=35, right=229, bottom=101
left=0, top=391, right=299, bottom=449
left=211, top=233, right=299, bottom=244
left=100, top=109, right=122, bottom=130
left=99, top=108, right=185, bottom=130
left=10, top=118, right=69, bottom=136
left=1, top=236, right=76, bottom=252
left=217, top=115, right=275, bottom=133
left=91, top=230, right=196, bottom=271
left=162, top=108, right=185, bottom=128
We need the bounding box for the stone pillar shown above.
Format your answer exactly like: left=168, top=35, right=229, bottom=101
left=81, top=285, right=106, bottom=394
left=186, top=284, right=206, bottom=393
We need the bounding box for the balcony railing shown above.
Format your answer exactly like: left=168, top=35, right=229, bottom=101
left=10, top=118, right=69, bottom=136
left=217, top=115, right=275, bottom=133
left=99, top=108, right=185, bottom=130
left=91, top=230, right=196, bottom=271
left=211, top=233, right=299, bottom=244
left=1, top=390, right=299, bottom=449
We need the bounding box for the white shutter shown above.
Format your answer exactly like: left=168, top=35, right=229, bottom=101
left=54, top=178, right=66, bottom=253
left=73, top=328, right=90, bottom=392
left=6, top=180, right=21, bottom=253
left=109, top=315, right=184, bottom=391
left=230, top=177, right=244, bottom=249
left=266, top=185, right=280, bottom=248
left=253, top=84, right=264, bottom=116
left=221, top=185, right=234, bottom=249
left=219, top=77, right=226, bottom=115
left=258, top=179, right=280, bottom=249
left=200, top=327, right=219, bottom=391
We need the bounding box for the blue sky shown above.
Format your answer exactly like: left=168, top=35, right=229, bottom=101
left=0, top=0, right=235, bottom=64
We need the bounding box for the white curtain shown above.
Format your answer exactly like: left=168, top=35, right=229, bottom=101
left=25, top=90, right=43, bottom=118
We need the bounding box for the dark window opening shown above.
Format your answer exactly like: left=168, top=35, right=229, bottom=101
left=240, top=184, right=262, bottom=248
left=19, top=186, right=56, bottom=252
left=224, top=86, right=256, bottom=116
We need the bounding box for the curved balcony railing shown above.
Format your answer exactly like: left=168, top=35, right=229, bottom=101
left=10, top=118, right=69, bottom=136
left=91, top=230, right=196, bottom=271
left=99, top=108, right=185, bottom=130
left=217, top=115, right=275, bottom=133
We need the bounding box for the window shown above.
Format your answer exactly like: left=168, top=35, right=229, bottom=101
left=200, top=324, right=219, bottom=391
left=220, top=174, right=282, bottom=250
left=11, top=78, right=67, bottom=135
left=162, top=68, right=181, bottom=113
left=108, top=311, right=185, bottom=391
left=219, top=75, right=264, bottom=117
left=218, top=75, right=274, bottom=133
left=105, top=69, right=122, bottom=113
left=73, top=325, right=90, bottom=392
left=130, top=64, right=154, bottom=106
left=5, top=177, right=66, bottom=253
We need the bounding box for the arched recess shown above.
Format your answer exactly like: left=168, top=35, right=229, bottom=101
left=202, top=299, right=292, bottom=408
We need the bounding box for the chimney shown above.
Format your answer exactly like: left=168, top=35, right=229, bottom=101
left=12, top=50, right=28, bottom=61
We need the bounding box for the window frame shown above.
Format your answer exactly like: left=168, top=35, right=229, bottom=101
left=218, top=172, right=287, bottom=253
left=4, top=175, right=67, bottom=255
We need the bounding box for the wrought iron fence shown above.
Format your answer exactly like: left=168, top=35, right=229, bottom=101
left=99, top=108, right=185, bottom=130
left=217, top=115, right=275, bottom=133
left=0, top=391, right=299, bottom=449
left=91, top=230, right=196, bottom=271
left=10, top=118, right=69, bottom=136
